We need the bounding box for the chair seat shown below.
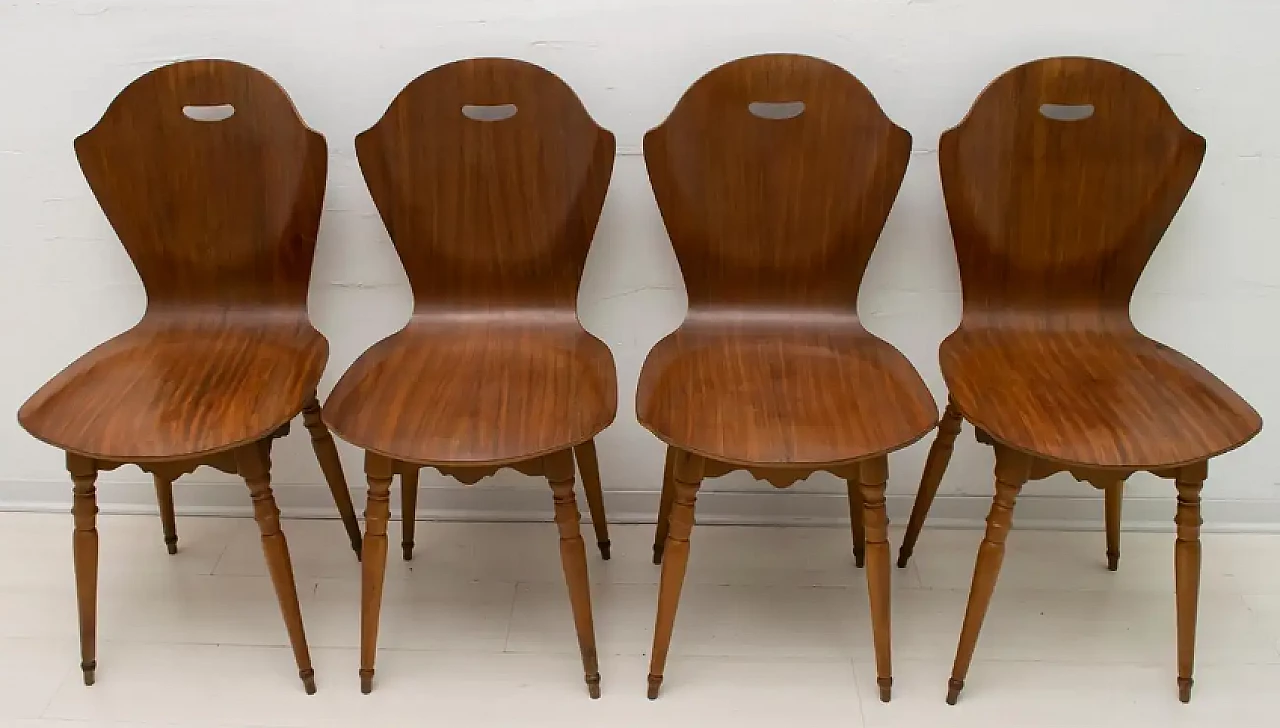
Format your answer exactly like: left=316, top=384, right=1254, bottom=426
left=19, top=319, right=327, bottom=461
left=940, top=328, right=1262, bottom=469
left=322, top=320, right=617, bottom=465
left=636, top=319, right=938, bottom=466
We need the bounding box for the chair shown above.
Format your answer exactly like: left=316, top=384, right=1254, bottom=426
left=637, top=54, right=938, bottom=702
left=322, top=58, right=616, bottom=697
left=894, top=57, right=1262, bottom=704
left=17, top=60, right=364, bottom=693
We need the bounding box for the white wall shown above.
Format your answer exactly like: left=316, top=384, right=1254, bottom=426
left=2, top=0, right=1278, bottom=530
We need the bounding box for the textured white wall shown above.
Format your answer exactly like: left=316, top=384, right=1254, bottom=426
left=2, top=0, right=1278, bottom=529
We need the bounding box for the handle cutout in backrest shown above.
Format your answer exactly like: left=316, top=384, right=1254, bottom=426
left=748, top=101, right=805, bottom=120
left=182, top=104, right=236, bottom=122
left=1039, top=103, right=1094, bottom=121
left=462, top=103, right=518, bottom=121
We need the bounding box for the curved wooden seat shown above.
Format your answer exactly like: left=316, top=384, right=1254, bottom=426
left=639, top=321, right=935, bottom=465
left=327, top=58, right=616, bottom=698
left=21, top=319, right=326, bottom=461
left=942, top=328, right=1259, bottom=469
left=894, top=57, right=1262, bottom=705
left=638, top=54, right=932, bottom=704
left=15, top=60, right=363, bottom=693
left=325, top=321, right=615, bottom=464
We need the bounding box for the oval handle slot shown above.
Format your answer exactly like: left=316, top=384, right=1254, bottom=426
left=462, top=104, right=518, bottom=121
left=1039, top=103, right=1095, bottom=121
left=182, top=104, right=236, bottom=122
left=748, top=101, right=805, bottom=120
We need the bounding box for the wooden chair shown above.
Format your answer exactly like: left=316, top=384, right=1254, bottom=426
left=17, top=60, right=364, bottom=693
left=322, top=58, right=616, bottom=697
left=637, top=54, right=938, bottom=703
left=893, top=57, right=1262, bottom=704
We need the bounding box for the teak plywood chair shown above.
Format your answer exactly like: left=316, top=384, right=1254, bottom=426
left=322, top=58, right=616, bottom=697
left=637, top=54, right=938, bottom=702
left=893, top=57, right=1262, bottom=704
left=17, top=60, right=364, bottom=693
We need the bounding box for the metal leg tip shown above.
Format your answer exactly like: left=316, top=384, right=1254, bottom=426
left=402, top=544, right=414, bottom=561
left=646, top=674, right=663, bottom=700
left=586, top=674, right=601, bottom=699
left=300, top=670, right=316, bottom=695
left=946, top=679, right=964, bottom=705
left=1107, top=552, right=1120, bottom=571
left=360, top=670, right=374, bottom=695
left=165, top=539, right=178, bottom=555
left=1178, top=678, right=1192, bottom=703
left=598, top=541, right=612, bottom=561
left=877, top=677, right=892, bottom=703
left=896, top=551, right=911, bottom=569
left=652, top=546, right=664, bottom=565
left=854, top=551, right=865, bottom=568
left=80, top=661, right=96, bottom=686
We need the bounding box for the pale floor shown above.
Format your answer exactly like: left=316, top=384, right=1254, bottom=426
left=1, top=512, right=1279, bottom=727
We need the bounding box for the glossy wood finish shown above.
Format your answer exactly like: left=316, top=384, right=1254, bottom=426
left=897, top=57, right=1261, bottom=704
left=400, top=466, right=420, bottom=561
left=15, top=60, right=360, bottom=691
left=639, top=54, right=937, bottom=702
left=326, top=59, right=615, bottom=698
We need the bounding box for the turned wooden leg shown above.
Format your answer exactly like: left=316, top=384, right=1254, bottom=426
left=359, top=452, right=394, bottom=694
left=153, top=474, right=178, bottom=555
left=648, top=449, right=703, bottom=700
left=546, top=448, right=601, bottom=698
left=400, top=466, right=419, bottom=561
left=846, top=476, right=866, bottom=568
left=900, top=400, right=962, bottom=568
left=68, top=453, right=98, bottom=686
left=1174, top=463, right=1205, bottom=703
left=574, top=440, right=611, bottom=560
left=947, top=446, right=1031, bottom=705
left=302, top=395, right=362, bottom=559
left=860, top=456, right=893, bottom=702
left=1105, top=481, right=1124, bottom=571
left=652, top=446, right=677, bottom=565
left=234, top=442, right=315, bottom=694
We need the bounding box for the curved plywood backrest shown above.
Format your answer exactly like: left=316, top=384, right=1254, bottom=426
left=75, top=60, right=327, bottom=309
left=356, top=58, right=615, bottom=309
left=644, top=53, right=911, bottom=309
left=940, top=57, right=1206, bottom=318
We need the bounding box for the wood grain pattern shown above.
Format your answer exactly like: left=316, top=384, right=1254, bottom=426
left=19, top=60, right=331, bottom=462
left=937, top=57, right=1260, bottom=469
left=907, top=57, right=1262, bottom=705
left=639, top=55, right=932, bottom=702
left=16, top=61, right=350, bottom=692
left=636, top=53, right=937, bottom=467
left=328, top=59, right=614, bottom=699
left=323, top=58, right=617, bottom=466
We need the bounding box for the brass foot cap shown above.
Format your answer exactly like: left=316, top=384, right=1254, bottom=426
left=877, top=677, right=892, bottom=703
left=1178, top=677, right=1193, bottom=703
left=300, top=670, right=316, bottom=695
left=165, top=539, right=178, bottom=555
left=1107, top=552, right=1120, bottom=571
left=946, top=678, right=964, bottom=705
left=896, top=550, right=912, bottom=569
left=652, top=546, right=664, bottom=565
left=586, top=673, right=601, bottom=699
left=360, top=669, right=374, bottom=695
left=81, top=661, right=96, bottom=686
left=854, top=550, right=865, bottom=568
left=402, top=544, right=414, bottom=561
left=598, top=541, right=612, bottom=561
left=646, top=674, right=663, bottom=700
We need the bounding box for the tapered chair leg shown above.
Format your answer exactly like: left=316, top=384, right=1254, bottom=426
left=846, top=476, right=866, bottom=568
left=1174, top=465, right=1205, bottom=703
left=302, top=395, right=362, bottom=559
left=652, top=447, right=677, bottom=565
left=359, top=453, right=394, bottom=694
left=234, top=442, right=315, bottom=694
left=947, top=447, right=1031, bottom=705
left=67, top=453, right=98, bottom=686
left=899, top=401, right=963, bottom=568
left=860, top=457, right=893, bottom=702
left=1105, top=481, right=1123, bottom=571
left=401, top=466, right=419, bottom=561
left=648, top=449, right=704, bottom=700
left=153, top=473, right=178, bottom=555
left=574, top=440, right=611, bottom=560
left=546, top=449, right=602, bottom=698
